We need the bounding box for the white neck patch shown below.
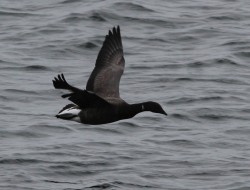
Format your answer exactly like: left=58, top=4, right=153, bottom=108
left=141, top=104, right=145, bottom=111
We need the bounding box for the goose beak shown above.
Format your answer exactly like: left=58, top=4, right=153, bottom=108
left=161, top=109, right=168, bottom=116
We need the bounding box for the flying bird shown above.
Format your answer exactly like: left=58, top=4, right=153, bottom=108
left=53, top=26, right=167, bottom=125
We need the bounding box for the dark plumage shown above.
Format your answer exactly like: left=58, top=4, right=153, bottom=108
left=53, top=26, right=167, bottom=125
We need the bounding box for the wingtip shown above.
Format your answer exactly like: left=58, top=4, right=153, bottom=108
left=52, top=79, right=57, bottom=88
left=114, top=25, right=120, bottom=33
left=110, top=26, right=120, bottom=35
left=61, top=73, right=65, bottom=81
left=52, top=73, right=69, bottom=89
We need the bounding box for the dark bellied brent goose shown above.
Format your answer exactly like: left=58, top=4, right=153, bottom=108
left=53, top=26, right=167, bottom=125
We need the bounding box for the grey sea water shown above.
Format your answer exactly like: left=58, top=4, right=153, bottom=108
left=1, top=0, right=250, bottom=189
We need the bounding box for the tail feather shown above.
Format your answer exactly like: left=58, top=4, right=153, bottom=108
left=56, top=105, right=81, bottom=122
left=61, top=93, right=73, bottom=98
left=58, top=104, right=76, bottom=113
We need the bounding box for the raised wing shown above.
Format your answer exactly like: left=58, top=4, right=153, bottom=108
left=86, top=26, right=125, bottom=99
left=53, top=73, right=110, bottom=108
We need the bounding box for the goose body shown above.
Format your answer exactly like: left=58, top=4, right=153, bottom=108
left=53, top=26, right=167, bottom=125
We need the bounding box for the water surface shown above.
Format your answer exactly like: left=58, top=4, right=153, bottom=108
left=1, top=0, right=250, bottom=189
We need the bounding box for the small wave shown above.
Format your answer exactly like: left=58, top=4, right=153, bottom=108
left=0, top=60, right=21, bottom=67
left=0, top=158, right=45, bottom=165
left=61, top=12, right=108, bottom=23
left=123, top=16, right=175, bottom=27
left=147, top=37, right=169, bottom=43
left=85, top=181, right=157, bottom=189
left=235, top=51, right=250, bottom=58
left=119, top=121, right=140, bottom=128
left=174, top=35, right=198, bottom=42
left=171, top=113, right=194, bottom=121
left=61, top=13, right=86, bottom=22
left=89, top=12, right=107, bottom=22
left=0, top=95, right=9, bottom=101
left=0, top=11, right=38, bottom=17
left=182, top=5, right=221, bottom=11
left=130, top=63, right=184, bottom=70
left=194, top=107, right=248, bottom=121
left=76, top=42, right=98, bottom=49
left=36, top=28, right=66, bottom=35
left=171, top=77, right=248, bottom=85
left=197, top=114, right=244, bottom=121
left=187, top=61, right=207, bottom=68
left=60, top=0, right=82, bottom=4
left=43, top=179, right=79, bottom=186
left=212, top=78, right=249, bottom=85
left=112, top=181, right=157, bottom=189
left=138, top=57, right=243, bottom=71
left=43, top=179, right=77, bottom=184
left=225, top=128, right=250, bottom=135
left=167, top=139, right=202, bottom=148
left=113, top=2, right=155, bottom=12
left=27, top=124, right=73, bottom=133
left=61, top=160, right=111, bottom=167
left=85, top=141, right=114, bottom=148
left=221, top=40, right=250, bottom=47
left=168, top=97, right=194, bottom=104
left=0, top=129, right=48, bottom=138
left=241, top=108, right=250, bottom=113
left=53, top=170, right=95, bottom=176
left=25, top=65, right=50, bottom=71
left=82, top=126, right=123, bottom=135
left=168, top=96, right=223, bottom=105
left=175, top=77, right=199, bottom=82
left=188, top=169, right=225, bottom=177
left=187, top=58, right=242, bottom=68
left=215, top=58, right=240, bottom=66
left=4, top=89, right=38, bottom=95
left=85, top=183, right=113, bottom=189
left=1, top=65, right=50, bottom=72
left=62, top=10, right=174, bottom=27
left=209, top=14, right=241, bottom=21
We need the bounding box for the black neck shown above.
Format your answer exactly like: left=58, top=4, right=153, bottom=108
left=120, top=103, right=145, bottom=119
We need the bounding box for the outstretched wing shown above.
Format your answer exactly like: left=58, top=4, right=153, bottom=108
left=86, top=26, right=125, bottom=99
left=53, top=73, right=110, bottom=108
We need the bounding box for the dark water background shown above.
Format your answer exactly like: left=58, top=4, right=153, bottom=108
left=1, top=0, right=250, bottom=189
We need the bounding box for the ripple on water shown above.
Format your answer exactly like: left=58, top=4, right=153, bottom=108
left=170, top=113, right=197, bottom=122
left=0, top=129, right=48, bottom=139
left=60, top=0, right=83, bottom=4
left=0, top=158, right=46, bottom=165
left=76, top=42, right=98, bottom=49
left=85, top=181, right=158, bottom=190
left=113, top=2, right=155, bottom=12
left=4, top=89, right=38, bottom=95
left=1, top=65, right=50, bottom=72
left=27, top=124, right=73, bottom=134
left=79, top=126, right=123, bottom=135
left=0, top=11, right=38, bottom=17
left=61, top=11, right=109, bottom=23
left=167, top=96, right=224, bottom=105
left=25, top=65, right=50, bottom=71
